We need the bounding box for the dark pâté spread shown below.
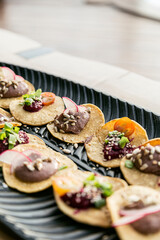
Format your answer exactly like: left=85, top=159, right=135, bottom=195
left=0, top=123, right=29, bottom=153
left=121, top=197, right=160, bottom=234
left=54, top=107, right=91, bottom=134
left=103, top=130, right=135, bottom=161
left=0, top=71, right=28, bottom=98
left=14, top=151, right=58, bottom=182
left=61, top=173, right=113, bottom=209
left=125, top=144, right=160, bottom=175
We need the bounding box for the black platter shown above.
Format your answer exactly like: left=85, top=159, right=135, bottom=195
left=0, top=62, right=160, bottom=240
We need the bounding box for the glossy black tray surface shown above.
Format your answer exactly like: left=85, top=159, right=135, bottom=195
left=0, top=62, right=160, bottom=240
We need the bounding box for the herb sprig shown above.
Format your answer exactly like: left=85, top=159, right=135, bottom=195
left=0, top=123, right=21, bottom=149
left=105, top=130, right=130, bottom=149
left=20, top=89, right=42, bottom=106
left=83, top=173, right=113, bottom=208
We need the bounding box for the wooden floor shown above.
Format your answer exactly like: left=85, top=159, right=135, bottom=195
left=0, top=0, right=160, bottom=81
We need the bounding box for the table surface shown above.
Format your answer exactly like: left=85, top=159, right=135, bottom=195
left=0, top=0, right=160, bottom=239
left=0, top=0, right=160, bottom=82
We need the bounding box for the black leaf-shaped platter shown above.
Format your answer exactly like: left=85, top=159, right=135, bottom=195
left=0, top=62, right=160, bottom=240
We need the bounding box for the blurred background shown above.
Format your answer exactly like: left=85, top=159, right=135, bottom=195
left=0, top=0, right=160, bottom=81
left=0, top=1, right=160, bottom=239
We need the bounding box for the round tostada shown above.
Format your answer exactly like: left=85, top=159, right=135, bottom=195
left=47, top=97, right=105, bottom=143
left=0, top=107, right=21, bottom=128
left=10, top=89, right=65, bottom=126
left=52, top=170, right=127, bottom=227
left=0, top=122, right=45, bottom=166
left=0, top=67, right=34, bottom=109
left=107, top=185, right=160, bottom=240
left=85, top=117, right=148, bottom=168
left=2, top=144, right=77, bottom=193
left=0, top=122, right=45, bottom=154
left=120, top=138, right=160, bottom=190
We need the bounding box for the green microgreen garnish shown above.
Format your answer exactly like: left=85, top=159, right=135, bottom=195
left=23, top=98, right=34, bottom=106
left=99, top=182, right=113, bottom=197
left=20, top=89, right=42, bottom=106
left=86, top=173, right=95, bottom=181
left=83, top=174, right=113, bottom=209
left=14, top=126, right=20, bottom=134
left=105, top=130, right=126, bottom=146
left=118, top=136, right=129, bottom=149
left=9, top=134, right=17, bottom=145
left=4, top=122, right=13, bottom=131
left=105, top=130, right=129, bottom=148
left=58, top=166, right=68, bottom=171
left=94, top=198, right=106, bottom=208
left=83, top=173, right=113, bottom=197
left=125, top=160, right=134, bottom=169
left=105, top=139, right=109, bottom=144
left=0, top=123, right=20, bottom=149
left=0, top=131, right=6, bottom=140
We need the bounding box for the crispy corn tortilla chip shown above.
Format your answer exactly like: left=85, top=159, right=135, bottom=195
left=3, top=144, right=77, bottom=193
left=0, top=80, right=34, bottom=109
left=0, top=108, right=21, bottom=128
left=85, top=118, right=148, bottom=168
left=0, top=133, right=45, bottom=167
left=47, top=104, right=105, bottom=143
left=27, top=133, right=46, bottom=146
left=120, top=157, right=159, bottom=189
left=53, top=170, right=127, bottom=227
left=107, top=186, right=160, bottom=240
left=9, top=96, right=64, bottom=126
left=120, top=138, right=160, bottom=191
